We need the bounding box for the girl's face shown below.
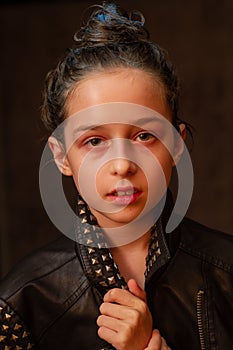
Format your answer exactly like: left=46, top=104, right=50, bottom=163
left=51, top=68, right=184, bottom=229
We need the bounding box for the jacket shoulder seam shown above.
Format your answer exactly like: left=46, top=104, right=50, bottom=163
left=6, top=255, right=78, bottom=300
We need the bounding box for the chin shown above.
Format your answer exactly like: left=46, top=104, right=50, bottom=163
left=98, top=210, right=143, bottom=228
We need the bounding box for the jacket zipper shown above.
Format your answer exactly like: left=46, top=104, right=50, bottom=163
left=196, top=290, right=206, bottom=350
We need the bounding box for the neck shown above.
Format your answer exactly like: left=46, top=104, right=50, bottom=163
left=110, top=230, right=151, bottom=289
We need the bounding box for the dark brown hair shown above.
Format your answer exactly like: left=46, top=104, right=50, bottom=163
left=41, top=2, right=184, bottom=133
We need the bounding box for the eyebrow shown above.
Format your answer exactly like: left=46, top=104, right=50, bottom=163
left=71, top=116, right=163, bottom=134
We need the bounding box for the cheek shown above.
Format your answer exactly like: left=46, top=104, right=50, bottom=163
left=160, top=157, right=173, bottom=185
left=66, top=148, right=84, bottom=190
left=95, top=169, right=106, bottom=194
left=152, top=147, right=173, bottom=185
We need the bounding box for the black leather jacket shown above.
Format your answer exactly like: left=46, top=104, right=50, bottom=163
left=0, top=217, right=232, bottom=350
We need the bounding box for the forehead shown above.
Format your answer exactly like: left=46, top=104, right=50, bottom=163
left=66, top=68, right=171, bottom=120
left=60, top=102, right=173, bottom=148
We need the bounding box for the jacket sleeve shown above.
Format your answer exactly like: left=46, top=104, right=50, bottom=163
left=0, top=298, right=35, bottom=349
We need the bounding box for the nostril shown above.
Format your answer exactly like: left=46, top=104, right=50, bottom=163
left=110, top=158, right=137, bottom=176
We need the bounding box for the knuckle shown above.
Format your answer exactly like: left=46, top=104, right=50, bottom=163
left=96, top=314, right=104, bottom=326
left=117, top=334, right=128, bottom=350
left=140, top=301, right=148, bottom=314
left=134, top=309, right=141, bottom=324
left=99, top=302, right=110, bottom=314
left=99, top=303, right=103, bottom=312
left=97, top=326, right=104, bottom=338
left=136, top=299, right=147, bottom=314
left=124, top=322, right=134, bottom=337
left=96, top=315, right=101, bottom=326
left=105, top=288, right=117, bottom=300
left=129, top=308, right=141, bottom=325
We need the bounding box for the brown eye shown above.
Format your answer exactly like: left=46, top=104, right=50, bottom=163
left=88, top=138, right=103, bottom=146
left=136, top=132, right=155, bottom=142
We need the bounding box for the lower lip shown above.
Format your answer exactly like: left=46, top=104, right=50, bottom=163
left=107, top=192, right=142, bottom=205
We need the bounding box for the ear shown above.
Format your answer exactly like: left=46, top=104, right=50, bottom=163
left=172, top=123, right=186, bottom=166
left=48, top=136, right=73, bottom=176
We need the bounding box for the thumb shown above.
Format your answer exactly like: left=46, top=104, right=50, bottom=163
left=127, top=278, right=146, bottom=302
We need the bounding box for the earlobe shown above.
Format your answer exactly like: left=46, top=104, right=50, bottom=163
left=172, top=123, right=186, bottom=166
left=48, top=136, right=73, bottom=176
left=179, top=123, right=186, bottom=141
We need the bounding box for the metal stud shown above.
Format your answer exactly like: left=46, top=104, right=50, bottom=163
left=99, top=281, right=108, bottom=287
left=91, top=258, right=99, bottom=265
left=95, top=269, right=103, bottom=277
left=80, top=209, right=86, bottom=215
left=122, top=285, right=128, bottom=290
left=15, top=346, right=23, bottom=350
left=11, top=334, right=18, bottom=341
left=0, top=335, right=6, bottom=342
left=27, top=344, right=33, bottom=349
left=2, top=325, right=9, bottom=331
left=108, top=276, right=116, bottom=285
left=5, top=313, right=11, bottom=320
left=82, top=217, right=87, bottom=223
left=88, top=247, right=95, bottom=254
left=78, top=200, right=85, bottom=205
left=86, top=238, right=93, bottom=245
left=101, top=254, right=109, bottom=261
left=98, top=243, right=105, bottom=249
left=151, top=242, right=158, bottom=250
left=14, top=323, right=22, bottom=331
left=4, top=345, right=10, bottom=350
left=96, top=232, right=104, bottom=239
left=105, top=265, right=112, bottom=272
left=84, top=228, right=90, bottom=234
left=22, top=331, right=29, bottom=338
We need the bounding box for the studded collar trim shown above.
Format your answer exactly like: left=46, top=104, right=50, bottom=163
left=75, top=193, right=171, bottom=296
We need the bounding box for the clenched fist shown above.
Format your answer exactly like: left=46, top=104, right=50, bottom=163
left=97, top=279, right=152, bottom=350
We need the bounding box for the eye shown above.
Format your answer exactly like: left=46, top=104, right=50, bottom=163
left=85, top=137, right=103, bottom=147
left=135, top=132, right=156, bottom=143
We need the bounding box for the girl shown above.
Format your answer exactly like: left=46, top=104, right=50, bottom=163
left=0, top=3, right=232, bottom=350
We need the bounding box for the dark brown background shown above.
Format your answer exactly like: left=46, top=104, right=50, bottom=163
left=0, top=0, right=232, bottom=278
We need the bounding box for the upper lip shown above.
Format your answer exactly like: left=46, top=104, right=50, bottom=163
left=107, top=186, right=140, bottom=196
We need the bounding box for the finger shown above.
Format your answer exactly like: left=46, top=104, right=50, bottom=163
left=145, top=329, right=162, bottom=349
left=100, top=302, right=140, bottom=321
left=97, top=314, right=125, bottom=332
left=127, top=279, right=146, bottom=302
left=97, top=325, right=118, bottom=345
left=161, top=337, right=171, bottom=350
left=104, top=287, right=145, bottom=309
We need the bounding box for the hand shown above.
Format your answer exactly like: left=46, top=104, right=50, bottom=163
left=97, top=279, right=152, bottom=350
left=128, top=281, right=171, bottom=350
left=144, top=330, right=171, bottom=350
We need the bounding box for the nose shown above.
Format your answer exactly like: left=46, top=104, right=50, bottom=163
left=109, top=158, right=137, bottom=177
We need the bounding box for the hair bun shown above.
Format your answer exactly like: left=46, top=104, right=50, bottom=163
left=74, top=2, right=149, bottom=47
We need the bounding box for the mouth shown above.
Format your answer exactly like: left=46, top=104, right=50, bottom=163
left=107, top=186, right=142, bottom=205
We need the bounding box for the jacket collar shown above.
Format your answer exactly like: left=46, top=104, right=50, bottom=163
left=75, top=191, right=178, bottom=296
